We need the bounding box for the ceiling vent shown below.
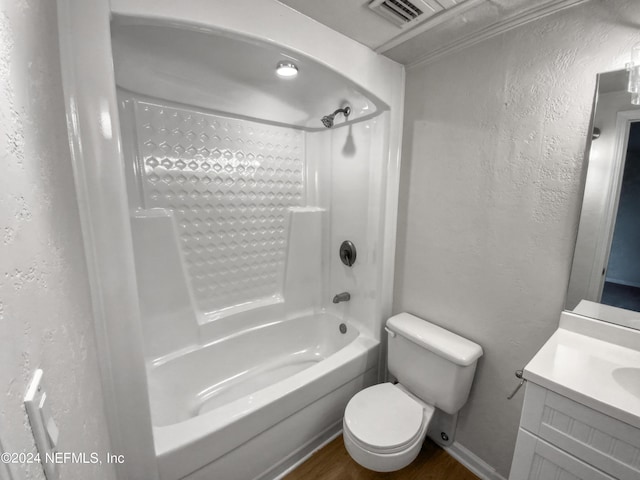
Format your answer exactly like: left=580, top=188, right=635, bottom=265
left=369, top=0, right=464, bottom=28
left=369, top=0, right=424, bottom=26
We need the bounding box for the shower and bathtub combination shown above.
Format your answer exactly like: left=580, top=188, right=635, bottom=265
left=57, top=0, right=404, bottom=479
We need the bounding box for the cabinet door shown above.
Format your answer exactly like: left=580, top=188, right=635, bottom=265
left=510, top=429, right=616, bottom=480
left=522, top=383, right=640, bottom=480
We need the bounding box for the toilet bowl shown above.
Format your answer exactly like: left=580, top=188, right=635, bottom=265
left=342, top=313, right=483, bottom=472
left=343, top=382, right=435, bottom=472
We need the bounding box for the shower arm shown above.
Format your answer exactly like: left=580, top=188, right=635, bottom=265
left=321, top=105, right=352, bottom=128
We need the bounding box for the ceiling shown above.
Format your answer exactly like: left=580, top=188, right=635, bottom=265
left=276, top=0, right=589, bottom=67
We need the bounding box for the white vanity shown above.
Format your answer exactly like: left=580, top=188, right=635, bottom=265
left=509, top=310, right=640, bottom=480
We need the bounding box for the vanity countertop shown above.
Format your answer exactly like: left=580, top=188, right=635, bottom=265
left=524, top=311, right=640, bottom=429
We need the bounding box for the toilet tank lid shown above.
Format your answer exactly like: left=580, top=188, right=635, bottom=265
left=387, top=313, right=483, bottom=366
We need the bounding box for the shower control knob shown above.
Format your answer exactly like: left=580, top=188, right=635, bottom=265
left=339, top=240, right=357, bottom=267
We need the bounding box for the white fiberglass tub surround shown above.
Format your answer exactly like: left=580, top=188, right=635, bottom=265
left=111, top=17, right=395, bottom=479
left=57, top=1, right=404, bottom=479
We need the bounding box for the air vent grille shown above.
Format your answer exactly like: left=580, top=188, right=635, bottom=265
left=369, top=0, right=425, bottom=26
left=384, top=0, right=423, bottom=22
left=369, top=0, right=467, bottom=28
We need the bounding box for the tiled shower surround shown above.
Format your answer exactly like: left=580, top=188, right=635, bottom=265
left=131, top=99, right=305, bottom=314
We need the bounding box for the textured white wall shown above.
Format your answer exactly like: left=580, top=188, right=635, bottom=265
left=0, top=1, right=116, bottom=479
left=395, top=0, right=640, bottom=477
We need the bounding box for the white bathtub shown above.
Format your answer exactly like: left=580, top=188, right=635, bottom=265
left=149, top=312, right=379, bottom=480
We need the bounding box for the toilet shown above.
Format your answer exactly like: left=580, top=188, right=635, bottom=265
left=343, top=312, right=483, bottom=472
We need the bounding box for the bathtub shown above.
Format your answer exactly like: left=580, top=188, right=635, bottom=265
left=149, top=312, right=379, bottom=480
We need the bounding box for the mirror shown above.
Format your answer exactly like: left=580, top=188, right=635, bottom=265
left=566, top=69, right=640, bottom=330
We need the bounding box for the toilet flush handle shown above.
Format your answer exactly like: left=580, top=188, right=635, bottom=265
left=384, top=327, right=396, bottom=338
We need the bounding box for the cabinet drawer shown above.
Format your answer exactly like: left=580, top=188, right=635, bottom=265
left=510, top=428, right=616, bottom=480
left=521, top=383, right=640, bottom=480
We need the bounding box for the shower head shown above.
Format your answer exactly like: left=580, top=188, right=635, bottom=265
left=321, top=115, right=335, bottom=128
left=321, top=106, right=351, bottom=128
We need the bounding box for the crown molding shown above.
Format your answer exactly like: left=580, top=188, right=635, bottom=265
left=406, top=0, right=591, bottom=70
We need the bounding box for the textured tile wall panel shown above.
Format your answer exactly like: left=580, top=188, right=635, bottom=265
left=133, top=100, right=305, bottom=314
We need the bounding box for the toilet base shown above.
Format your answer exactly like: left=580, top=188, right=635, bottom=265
left=342, top=418, right=426, bottom=472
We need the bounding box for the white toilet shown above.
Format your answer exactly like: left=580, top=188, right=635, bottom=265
left=343, top=312, right=483, bottom=472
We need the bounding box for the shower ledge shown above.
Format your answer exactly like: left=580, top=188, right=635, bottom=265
left=203, top=295, right=284, bottom=323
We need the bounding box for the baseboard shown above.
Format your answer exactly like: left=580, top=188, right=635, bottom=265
left=261, top=421, right=342, bottom=480
left=445, top=442, right=508, bottom=480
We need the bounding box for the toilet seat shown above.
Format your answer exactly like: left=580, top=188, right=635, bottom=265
left=344, top=383, right=434, bottom=453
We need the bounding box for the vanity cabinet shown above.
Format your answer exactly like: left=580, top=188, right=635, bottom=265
left=510, top=382, right=640, bottom=480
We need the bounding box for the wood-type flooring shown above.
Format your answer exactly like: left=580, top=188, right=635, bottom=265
left=284, top=436, right=481, bottom=480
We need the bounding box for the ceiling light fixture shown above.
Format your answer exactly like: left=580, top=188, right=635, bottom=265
left=276, top=61, right=298, bottom=78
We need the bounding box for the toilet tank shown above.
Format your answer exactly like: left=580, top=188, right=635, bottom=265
left=386, top=313, right=483, bottom=415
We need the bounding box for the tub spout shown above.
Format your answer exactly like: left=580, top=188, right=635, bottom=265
left=333, top=292, right=351, bottom=304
